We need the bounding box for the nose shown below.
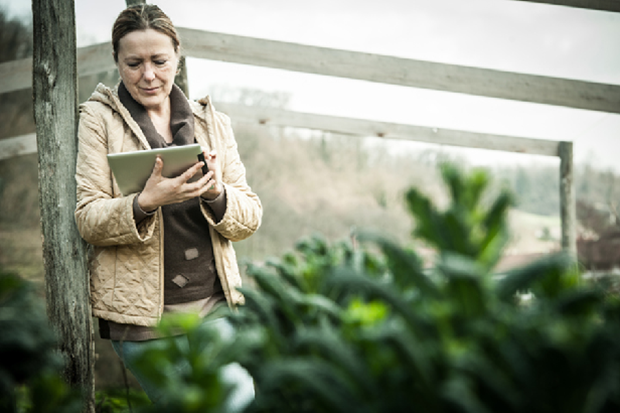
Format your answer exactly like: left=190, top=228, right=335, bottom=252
left=143, top=63, right=155, bottom=82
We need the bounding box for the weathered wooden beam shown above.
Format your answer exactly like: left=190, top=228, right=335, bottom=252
left=175, top=55, right=190, bottom=97
left=32, top=0, right=94, bottom=411
left=559, top=141, right=577, bottom=255
left=76, top=42, right=116, bottom=80
left=0, top=133, right=37, bottom=160
left=3, top=27, right=620, bottom=114
left=215, top=103, right=562, bottom=156
left=0, top=57, right=32, bottom=94
left=0, top=42, right=114, bottom=94
left=510, top=0, right=620, bottom=12
left=1, top=105, right=563, bottom=158
left=179, top=27, right=620, bottom=115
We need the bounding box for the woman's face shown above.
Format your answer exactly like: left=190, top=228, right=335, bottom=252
left=116, top=28, right=179, bottom=114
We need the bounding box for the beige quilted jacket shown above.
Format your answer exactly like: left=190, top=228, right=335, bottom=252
left=75, top=83, right=262, bottom=327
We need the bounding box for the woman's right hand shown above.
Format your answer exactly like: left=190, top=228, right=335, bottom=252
left=137, top=156, right=213, bottom=211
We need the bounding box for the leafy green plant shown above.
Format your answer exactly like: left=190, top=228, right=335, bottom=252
left=129, top=163, right=620, bottom=413
left=229, top=164, right=620, bottom=413
left=126, top=312, right=261, bottom=413
left=95, top=388, right=150, bottom=413
left=0, top=269, right=82, bottom=413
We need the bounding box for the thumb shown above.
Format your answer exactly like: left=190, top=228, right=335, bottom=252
left=151, top=155, right=164, bottom=176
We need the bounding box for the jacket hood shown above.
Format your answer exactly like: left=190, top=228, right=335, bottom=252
left=84, top=83, right=153, bottom=150
left=83, top=83, right=213, bottom=151
left=87, top=82, right=122, bottom=112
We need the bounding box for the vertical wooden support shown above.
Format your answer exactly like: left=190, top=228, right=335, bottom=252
left=175, top=56, right=191, bottom=97
left=32, top=0, right=94, bottom=411
left=559, top=141, right=577, bottom=256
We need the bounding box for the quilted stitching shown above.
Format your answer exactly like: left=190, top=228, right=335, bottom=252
left=76, top=84, right=261, bottom=326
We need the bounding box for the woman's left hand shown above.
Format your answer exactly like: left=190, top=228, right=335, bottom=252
left=200, top=149, right=222, bottom=200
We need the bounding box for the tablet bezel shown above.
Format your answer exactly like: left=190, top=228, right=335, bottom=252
left=107, top=144, right=203, bottom=196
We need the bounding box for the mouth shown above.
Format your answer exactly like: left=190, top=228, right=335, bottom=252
left=141, top=86, right=160, bottom=94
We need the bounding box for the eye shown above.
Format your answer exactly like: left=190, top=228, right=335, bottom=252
left=126, top=62, right=140, bottom=68
left=154, top=60, right=167, bottom=66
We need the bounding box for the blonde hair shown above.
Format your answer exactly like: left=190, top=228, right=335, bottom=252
left=112, top=4, right=180, bottom=62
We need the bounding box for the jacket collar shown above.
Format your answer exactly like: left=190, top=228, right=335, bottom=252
left=88, top=82, right=151, bottom=150
left=118, top=82, right=195, bottom=149
left=88, top=82, right=216, bottom=150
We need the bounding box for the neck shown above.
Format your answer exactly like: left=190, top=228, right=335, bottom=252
left=147, top=99, right=173, bottom=143
left=146, top=96, right=170, bottom=120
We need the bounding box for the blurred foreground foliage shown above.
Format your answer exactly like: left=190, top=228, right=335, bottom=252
left=0, top=270, right=82, bottom=412
left=131, top=164, right=620, bottom=413
left=4, top=164, right=620, bottom=412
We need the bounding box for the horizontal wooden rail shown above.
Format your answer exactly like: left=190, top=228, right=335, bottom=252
left=0, top=133, right=37, bottom=160
left=0, top=58, right=32, bottom=95
left=0, top=42, right=114, bottom=95
left=216, top=103, right=562, bottom=156
left=178, top=27, right=620, bottom=114
left=0, top=103, right=573, bottom=252
left=511, top=0, right=620, bottom=12
left=0, top=105, right=562, bottom=158
left=2, top=28, right=619, bottom=114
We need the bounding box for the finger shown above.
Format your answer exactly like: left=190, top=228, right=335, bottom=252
left=151, top=156, right=164, bottom=176
left=192, top=169, right=214, bottom=193
left=197, top=168, right=214, bottom=181
left=196, top=172, right=211, bottom=187
left=195, top=177, right=214, bottom=197
left=208, top=176, right=222, bottom=192
left=199, top=180, right=220, bottom=199
left=205, top=152, right=218, bottom=174
left=191, top=160, right=205, bottom=173
left=177, top=161, right=204, bottom=183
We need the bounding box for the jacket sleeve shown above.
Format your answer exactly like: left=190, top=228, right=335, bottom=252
left=74, top=103, right=156, bottom=246
left=201, top=111, right=262, bottom=242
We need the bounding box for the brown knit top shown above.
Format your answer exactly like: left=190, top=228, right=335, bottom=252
left=98, top=83, right=227, bottom=341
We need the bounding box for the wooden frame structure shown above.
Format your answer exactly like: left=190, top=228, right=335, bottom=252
left=514, top=0, right=620, bottom=12
left=2, top=0, right=617, bottom=410
left=3, top=25, right=612, bottom=253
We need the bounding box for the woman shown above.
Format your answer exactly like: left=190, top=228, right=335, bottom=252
left=74, top=4, right=261, bottom=409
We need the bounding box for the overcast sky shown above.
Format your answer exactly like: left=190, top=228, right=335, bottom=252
left=4, top=0, right=620, bottom=171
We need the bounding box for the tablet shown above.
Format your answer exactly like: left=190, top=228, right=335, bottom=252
left=107, top=144, right=203, bottom=195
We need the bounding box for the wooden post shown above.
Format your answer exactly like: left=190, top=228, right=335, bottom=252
left=32, top=0, right=94, bottom=411
left=175, top=55, right=190, bottom=97
left=559, top=141, right=577, bottom=256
